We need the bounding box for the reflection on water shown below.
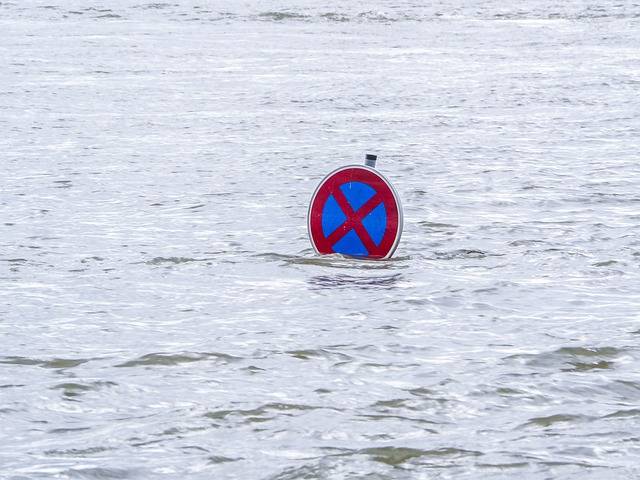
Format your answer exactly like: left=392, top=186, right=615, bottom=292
left=309, top=273, right=403, bottom=290
left=257, top=252, right=411, bottom=269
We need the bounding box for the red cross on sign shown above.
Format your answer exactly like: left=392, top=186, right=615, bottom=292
left=308, top=165, right=403, bottom=259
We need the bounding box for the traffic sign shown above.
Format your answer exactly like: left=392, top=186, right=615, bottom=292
left=308, top=163, right=402, bottom=259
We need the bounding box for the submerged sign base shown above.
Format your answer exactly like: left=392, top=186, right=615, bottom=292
left=307, top=161, right=403, bottom=259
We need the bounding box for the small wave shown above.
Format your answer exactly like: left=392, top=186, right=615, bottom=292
left=520, top=413, right=591, bottom=428
left=48, top=427, right=92, bottom=434
left=63, top=467, right=131, bottom=479
left=432, top=249, right=501, bottom=260
left=44, top=446, right=113, bottom=457
left=285, top=348, right=352, bottom=362
left=204, top=403, right=320, bottom=425
left=255, top=252, right=410, bottom=269
left=592, top=260, right=623, bottom=267
left=134, top=2, right=172, bottom=9
left=477, top=461, right=530, bottom=470
left=361, top=446, right=482, bottom=466
left=355, top=10, right=404, bottom=22
left=142, top=256, right=212, bottom=265
left=357, top=414, right=438, bottom=431
left=257, top=11, right=310, bottom=21
left=266, top=464, right=324, bottom=480
left=0, top=356, right=93, bottom=369
left=52, top=381, right=117, bottom=399
left=320, top=12, right=349, bottom=22
left=509, top=239, right=548, bottom=247
left=418, top=221, right=459, bottom=230
left=1, top=258, right=28, bottom=264
left=184, top=203, right=205, bottom=210
left=82, top=7, right=113, bottom=13
left=505, top=346, right=624, bottom=372
left=115, top=352, right=240, bottom=368
left=310, top=273, right=402, bottom=289
left=602, top=409, right=640, bottom=419
left=250, top=10, right=421, bottom=24
left=208, top=455, right=241, bottom=464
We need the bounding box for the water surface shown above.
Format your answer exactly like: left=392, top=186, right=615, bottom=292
left=2, top=1, right=640, bottom=478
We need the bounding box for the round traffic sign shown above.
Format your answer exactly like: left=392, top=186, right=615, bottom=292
left=308, top=165, right=403, bottom=259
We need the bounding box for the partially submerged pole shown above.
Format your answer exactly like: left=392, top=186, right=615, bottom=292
left=365, top=153, right=377, bottom=168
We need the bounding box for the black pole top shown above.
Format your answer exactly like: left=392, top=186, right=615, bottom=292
left=365, top=153, right=378, bottom=168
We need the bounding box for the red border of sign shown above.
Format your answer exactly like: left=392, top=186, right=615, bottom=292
left=307, top=165, right=403, bottom=259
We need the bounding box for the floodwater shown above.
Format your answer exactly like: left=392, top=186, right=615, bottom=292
left=2, top=1, right=640, bottom=478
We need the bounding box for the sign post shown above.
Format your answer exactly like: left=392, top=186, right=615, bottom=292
left=307, top=154, right=403, bottom=259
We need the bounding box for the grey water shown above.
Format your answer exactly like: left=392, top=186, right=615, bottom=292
left=2, top=1, right=640, bottom=478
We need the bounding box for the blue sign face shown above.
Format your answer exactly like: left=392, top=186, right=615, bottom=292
left=308, top=166, right=402, bottom=259
left=322, top=181, right=387, bottom=256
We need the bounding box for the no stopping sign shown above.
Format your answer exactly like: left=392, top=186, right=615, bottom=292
left=308, top=165, right=403, bottom=259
